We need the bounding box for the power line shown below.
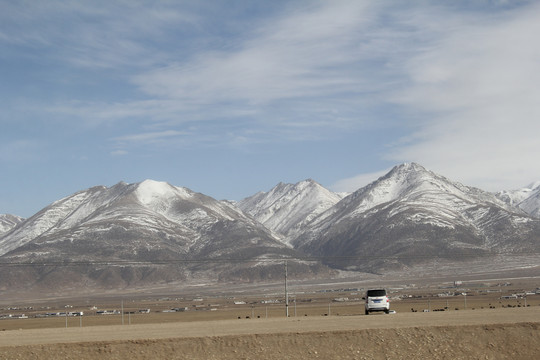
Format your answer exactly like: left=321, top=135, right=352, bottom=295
left=0, top=252, right=539, bottom=267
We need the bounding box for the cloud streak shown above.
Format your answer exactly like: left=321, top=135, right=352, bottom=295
left=3, top=0, right=540, bottom=207
left=385, top=2, right=540, bottom=190
left=0, top=1, right=197, bottom=69
left=130, top=1, right=383, bottom=128
left=36, top=1, right=397, bottom=148
left=112, top=130, right=188, bottom=145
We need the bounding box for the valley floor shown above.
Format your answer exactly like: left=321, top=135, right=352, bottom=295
left=1, top=307, right=539, bottom=359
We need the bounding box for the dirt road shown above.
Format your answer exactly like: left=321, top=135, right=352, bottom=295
left=1, top=307, right=539, bottom=359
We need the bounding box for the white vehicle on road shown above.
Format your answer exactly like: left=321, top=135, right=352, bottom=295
left=364, top=289, right=390, bottom=315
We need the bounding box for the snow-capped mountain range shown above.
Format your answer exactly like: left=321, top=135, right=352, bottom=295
left=237, top=179, right=347, bottom=244
left=0, top=180, right=331, bottom=293
left=495, top=181, right=540, bottom=218
left=291, top=163, right=540, bottom=271
left=1, top=163, right=539, bottom=293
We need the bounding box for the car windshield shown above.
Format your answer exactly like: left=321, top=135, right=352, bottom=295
left=367, top=289, right=386, bottom=297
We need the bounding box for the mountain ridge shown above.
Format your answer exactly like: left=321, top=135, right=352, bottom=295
left=496, top=181, right=540, bottom=218
left=237, top=178, right=347, bottom=244
left=287, top=163, right=540, bottom=271
left=1, top=164, right=540, bottom=293
left=0, top=180, right=333, bottom=293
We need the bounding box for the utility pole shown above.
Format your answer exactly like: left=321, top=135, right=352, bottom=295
left=285, top=260, right=289, bottom=317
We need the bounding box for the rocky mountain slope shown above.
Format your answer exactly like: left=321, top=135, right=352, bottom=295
left=237, top=179, right=346, bottom=243
left=0, top=180, right=331, bottom=292
left=290, top=163, right=540, bottom=271
left=0, top=214, right=24, bottom=237
left=1, top=163, right=540, bottom=293
left=496, top=181, right=540, bottom=218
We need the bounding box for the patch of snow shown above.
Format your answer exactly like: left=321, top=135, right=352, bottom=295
left=136, top=180, right=192, bottom=206
left=0, top=214, right=24, bottom=236
left=238, top=179, right=345, bottom=242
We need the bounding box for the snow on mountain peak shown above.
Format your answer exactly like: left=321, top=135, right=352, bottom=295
left=496, top=180, right=540, bottom=217
left=324, top=162, right=513, bottom=226
left=238, top=179, right=346, bottom=242
left=342, top=162, right=435, bottom=214
left=135, top=180, right=192, bottom=207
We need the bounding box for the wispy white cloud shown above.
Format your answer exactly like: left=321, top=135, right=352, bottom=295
left=5, top=0, right=540, bottom=195
left=0, top=1, right=197, bottom=68
left=331, top=168, right=391, bottom=193
left=112, top=130, right=188, bottom=145
left=110, top=150, right=128, bottom=156
left=130, top=1, right=381, bottom=125
left=0, top=140, right=42, bottom=162
left=384, top=2, right=540, bottom=190
left=133, top=1, right=376, bottom=102
left=109, top=129, right=191, bottom=156
left=43, top=1, right=393, bottom=145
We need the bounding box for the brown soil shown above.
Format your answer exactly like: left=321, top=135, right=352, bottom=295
left=1, top=307, right=539, bottom=359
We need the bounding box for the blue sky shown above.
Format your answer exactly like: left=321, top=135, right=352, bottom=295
left=2, top=0, right=540, bottom=218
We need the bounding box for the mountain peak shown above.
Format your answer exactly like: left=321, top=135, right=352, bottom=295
left=388, top=162, right=429, bottom=176
left=329, top=162, right=499, bottom=224
left=238, top=179, right=345, bottom=241
left=294, top=178, right=323, bottom=191
left=496, top=180, right=540, bottom=217
left=397, top=162, right=424, bottom=169
left=136, top=179, right=173, bottom=195
left=135, top=180, right=192, bottom=206
left=361, top=162, right=435, bottom=197
left=293, top=163, right=540, bottom=272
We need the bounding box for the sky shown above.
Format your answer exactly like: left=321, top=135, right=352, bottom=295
left=1, top=0, right=540, bottom=218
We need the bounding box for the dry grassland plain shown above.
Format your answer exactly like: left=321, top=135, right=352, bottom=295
left=1, top=277, right=540, bottom=359
left=0, top=309, right=539, bottom=359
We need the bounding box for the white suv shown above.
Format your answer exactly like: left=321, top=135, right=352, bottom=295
left=365, top=289, right=390, bottom=315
